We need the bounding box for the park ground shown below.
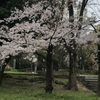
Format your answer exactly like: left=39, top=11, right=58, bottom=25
left=0, top=72, right=100, bottom=100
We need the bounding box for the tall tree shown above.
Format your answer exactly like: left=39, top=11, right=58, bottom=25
left=63, top=0, right=88, bottom=90
left=0, top=0, right=65, bottom=93
left=66, top=0, right=78, bottom=90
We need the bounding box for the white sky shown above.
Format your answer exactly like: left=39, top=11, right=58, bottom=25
left=87, top=0, right=100, bottom=20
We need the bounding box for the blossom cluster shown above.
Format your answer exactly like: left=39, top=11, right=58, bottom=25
left=0, top=0, right=99, bottom=63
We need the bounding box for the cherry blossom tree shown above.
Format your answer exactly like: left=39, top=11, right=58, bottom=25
left=0, top=0, right=66, bottom=93
left=60, top=0, right=89, bottom=90
left=60, top=0, right=100, bottom=91
left=0, top=0, right=100, bottom=94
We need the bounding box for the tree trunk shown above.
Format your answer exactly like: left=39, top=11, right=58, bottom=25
left=66, top=52, right=78, bottom=90
left=13, top=58, right=16, bottom=69
left=0, top=56, right=11, bottom=86
left=45, top=44, right=53, bottom=93
left=0, top=65, right=5, bottom=86
left=66, top=0, right=77, bottom=90
left=97, top=36, right=100, bottom=95
left=66, top=0, right=88, bottom=91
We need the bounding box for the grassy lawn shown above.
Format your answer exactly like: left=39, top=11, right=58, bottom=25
left=4, top=70, right=28, bottom=74
left=0, top=73, right=100, bottom=100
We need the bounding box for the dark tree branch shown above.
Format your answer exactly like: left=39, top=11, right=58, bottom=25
left=0, top=37, right=11, bottom=42
left=68, top=0, right=74, bottom=23
left=90, top=24, right=97, bottom=33
left=78, top=0, right=88, bottom=33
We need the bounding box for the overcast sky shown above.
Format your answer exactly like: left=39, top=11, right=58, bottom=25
left=87, top=0, right=100, bottom=20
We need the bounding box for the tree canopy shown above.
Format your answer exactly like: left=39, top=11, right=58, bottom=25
left=0, top=0, right=100, bottom=94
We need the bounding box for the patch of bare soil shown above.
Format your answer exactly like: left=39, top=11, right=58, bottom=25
left=77, top=81, right=95, bottom=94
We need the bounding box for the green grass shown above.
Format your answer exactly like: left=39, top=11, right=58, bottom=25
left=4, top=70, right=28, bottom=75
left=0, top=74, right=100, bottom=100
